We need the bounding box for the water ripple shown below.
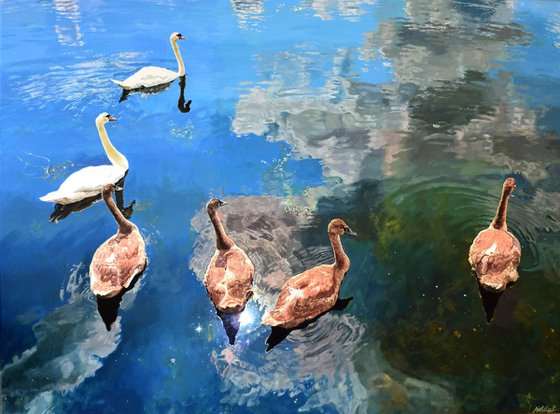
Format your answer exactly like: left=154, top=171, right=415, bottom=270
left=14, top=53, right=144, bottom=112
left=381, top=177, right=560, bottom=281
left=190, top=195, right=455, bottom=412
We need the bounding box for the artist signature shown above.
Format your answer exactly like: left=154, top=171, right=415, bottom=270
left=532, top=405, right=558, bottom=413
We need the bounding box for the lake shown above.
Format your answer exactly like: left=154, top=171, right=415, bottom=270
left=1, top=0, right=559, bottom=413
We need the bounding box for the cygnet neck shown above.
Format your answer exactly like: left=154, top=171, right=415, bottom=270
left=491, top=185, right=514, bottom=230
left=208, top=208, right=234, bottom=250
left=329, top=231, right=350, bottom=274
left=103, top=191, right=133, bottom=234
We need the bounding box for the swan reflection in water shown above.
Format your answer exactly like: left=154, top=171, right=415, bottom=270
left=48, top=174, right=135, bottom=222
left=177, top=76, right=192, bottom=113
left=118, top=75, right=192, bottom=114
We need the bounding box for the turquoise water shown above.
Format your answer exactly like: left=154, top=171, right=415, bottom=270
left=1, top=0, right=559, bottom=413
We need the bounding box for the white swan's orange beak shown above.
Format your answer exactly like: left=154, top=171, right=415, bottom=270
left=108, top=116, right=118, bottom=121
left=178, top=33, right=184, bottom=40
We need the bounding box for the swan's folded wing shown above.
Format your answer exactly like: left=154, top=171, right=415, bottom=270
left=274, top=265, right=333, bottom=310
left=58, top=165, right=126, bottom=194
left=90, top=230, right=146, bottom=295
left=121, top=66, right=178, bottom=89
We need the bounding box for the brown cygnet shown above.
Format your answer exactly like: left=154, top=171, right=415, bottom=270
left=203, top=198, right=254, bottom=313
left=469, top=177, right=521, bottom=292
left=89, top=184, right=147, bottom=298
left=262, top=218, right=356, bottom=329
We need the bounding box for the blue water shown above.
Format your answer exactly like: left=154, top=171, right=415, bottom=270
left=2, top=0, right=560, bottom=413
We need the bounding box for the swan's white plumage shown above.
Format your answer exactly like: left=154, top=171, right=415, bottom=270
left=39, top=165, right=126, bottom=204
left=112, top=66, right=178, bottom=90
left=112, top=32, right=185, bottom=91
left=39, top=112, right=128, bottom=205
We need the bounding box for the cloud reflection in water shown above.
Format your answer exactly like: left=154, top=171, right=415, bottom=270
left=190, top=196, right=456, bottom=412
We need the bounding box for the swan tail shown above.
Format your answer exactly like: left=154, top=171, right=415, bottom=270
left=39, top=190, right=63, bottom=203
left=111, top=79, right=129, bottom=90
left=217, top=298, right=244, bottom=313
left=40, top=190, right=78, bottom=204
left=261, top=312, right=283, bottom=326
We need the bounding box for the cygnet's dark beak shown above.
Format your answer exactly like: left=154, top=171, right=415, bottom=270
left=344, top=226, right=357, bottom=237
left=219, top=200, right=228, bottom=207
left=108, top=116, right=118, bottom=121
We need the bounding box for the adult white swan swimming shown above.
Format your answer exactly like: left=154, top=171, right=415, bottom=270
left=39, top=113, right=128, bottom=205
left=112, top=32, right=185, bottom=90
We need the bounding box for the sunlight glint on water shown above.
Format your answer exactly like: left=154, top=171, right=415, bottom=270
left=1, top=0, right=559, bottom=413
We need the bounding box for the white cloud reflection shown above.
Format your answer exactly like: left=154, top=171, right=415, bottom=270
left=2, top=264, right=121, bottom=413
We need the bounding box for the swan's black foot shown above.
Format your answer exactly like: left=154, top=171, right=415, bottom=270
left=121, top=200, right=136, bottom=219
left=332, top=296, right=353, bottom=311
left=265, top=326, right=292, bottom=352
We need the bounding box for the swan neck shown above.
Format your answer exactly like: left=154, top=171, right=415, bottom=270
left=171, top=39, right=185, bottom=76
left=104, top=193, right=133, bottom=234
left=209, top=210, right=234, bottom=250
left=491, top=186, right=513, bottom=230
left=96, top=121, right=128, bottom=170
left=329, top=232, right=349, bottom=274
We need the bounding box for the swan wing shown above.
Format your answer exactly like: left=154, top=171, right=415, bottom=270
left=204, top=247, right=254, bottom=312
left=468, top=228, right=521, bottom=291
left=113, top=66, right=178, bottom=90
left=40, top=165, right=126, bottom=204
left=262, top=265, right=335, bottom=327
left=90, top=228, right=147, bottom=297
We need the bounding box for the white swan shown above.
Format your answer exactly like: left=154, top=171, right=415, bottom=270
left=112, top=32, right=185, bottom=90
left=39, top=113, right=128, bottom=205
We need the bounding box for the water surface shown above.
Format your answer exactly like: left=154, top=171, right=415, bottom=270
left=1, top=0, right=559, bottom=413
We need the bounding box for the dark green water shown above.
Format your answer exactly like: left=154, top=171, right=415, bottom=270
left=2, top=0, right=559, bottom=412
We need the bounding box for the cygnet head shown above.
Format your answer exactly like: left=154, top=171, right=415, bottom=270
left=503, top=177, right=516, bottom=191
left=96, top=112, right=118, bottom=125
left=170, top=32, right=184, bottom=42
left=328, top=218, right=357, bottom=237
left=206, top=198, right=227, bottom=213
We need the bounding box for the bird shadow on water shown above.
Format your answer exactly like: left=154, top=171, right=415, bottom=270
left=118, top=76, right=192, bottom=113
left=477, top=281, right=516, bottom=323
left=96, top=269, right=145, bottom=331
left=217, top=310, right=242, bottom=345
left=49, top=175, right=135, bottom=223
left=265, top=296, right=353, bottom=352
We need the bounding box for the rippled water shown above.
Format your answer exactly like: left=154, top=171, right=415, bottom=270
left=1, top=0, right=559, bottom=413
